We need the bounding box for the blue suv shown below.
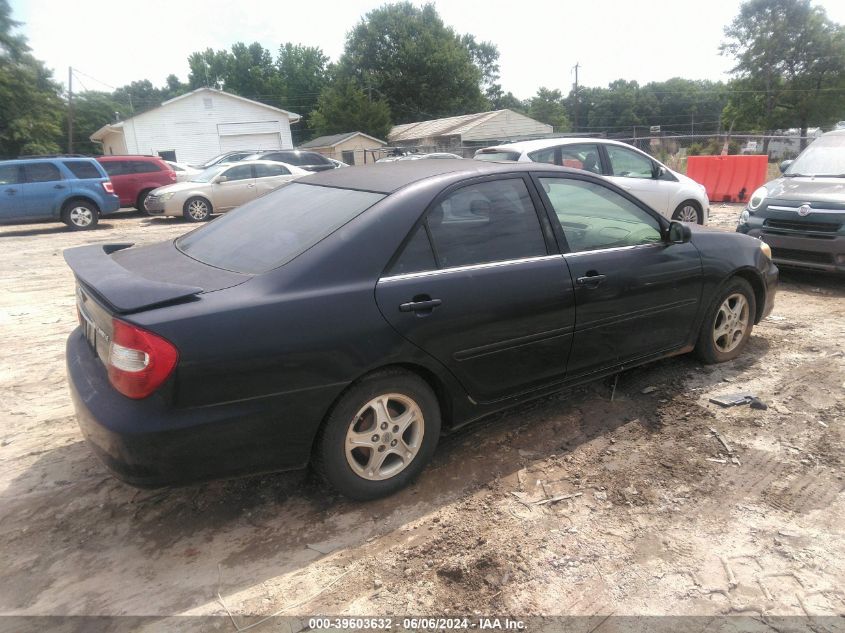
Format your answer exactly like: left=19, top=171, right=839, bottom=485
left=0, top=157, right=120, bottom=230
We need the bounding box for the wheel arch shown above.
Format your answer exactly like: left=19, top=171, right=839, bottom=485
left=673, top=198, right=703, bottom=222
left=309, top=361, right=456, bottom=457
left=60, top=195, right=100, bottom=216
left=729, top=267, right=766, bottom=324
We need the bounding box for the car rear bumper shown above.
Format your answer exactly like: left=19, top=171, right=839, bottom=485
left=66, top=328, right=336, bottom=487
left=100, top=195, right=120, bottom=214
left=741, top=227, right=845, bottom=273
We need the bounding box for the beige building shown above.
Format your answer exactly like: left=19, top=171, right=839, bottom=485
left=388, top=109, right=553, bottom=156
left=298, top=132, right=386, bottom=166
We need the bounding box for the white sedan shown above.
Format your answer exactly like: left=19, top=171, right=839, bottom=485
left=164, top=160, right=202, bottom=182
left=475, top=138, right=710, bottom=223
left=145, top=160, right=308, bottom=222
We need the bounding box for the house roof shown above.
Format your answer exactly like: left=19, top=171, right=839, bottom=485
left=388, top=110, right=507, bottom=143
left=90, top=87, right=301, bottom=142
left=299, top=131, right=386, bottom=149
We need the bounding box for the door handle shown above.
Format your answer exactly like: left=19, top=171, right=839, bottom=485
left=399, top=298, right=442, bottom=313
left=247, top=184, right=256, bottom=188
left=53, top=184, right=66, bottom=189
left=576, top=273, right=607, bottom=288
left=4, top=188, right=15, bottom=195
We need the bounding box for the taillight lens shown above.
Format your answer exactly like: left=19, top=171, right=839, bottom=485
left=107, top=319, right=178, bottom=399
left=102, top=181, right=115, bottom=194
left=168, top=171, right=177, bottom=182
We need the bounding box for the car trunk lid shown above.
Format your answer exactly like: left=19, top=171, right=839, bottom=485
left=64, top=241, right=250, bottom=314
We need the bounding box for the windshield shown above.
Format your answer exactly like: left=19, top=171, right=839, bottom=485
left=176, top=183, right=385, bottom=274
left=474, top=150, right=520, bottom=162
left=190, top=165, right=228, bottom=183
left=785, top=135, right=845, bottom=177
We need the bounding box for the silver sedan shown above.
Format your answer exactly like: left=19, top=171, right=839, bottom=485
left=145, top=160, right=309, bottom=221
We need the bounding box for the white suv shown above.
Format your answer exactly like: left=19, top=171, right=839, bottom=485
left=475, top=138, right=710, bottom=224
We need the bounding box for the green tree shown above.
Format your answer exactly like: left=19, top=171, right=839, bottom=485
left=721, top=0, right=845, bottom=148
left=187, top=48, right=230, bottom=90
left=64, top=91, right=130, bottom=155
left=309, top=77, right=392, bottom=140
left=338, top=2, right=491, bottom=122
left=526, top=87, right=570, bottom=131
left=0, top=0, right=62, bottom=157
left=276, top=43, right=330, bottom=142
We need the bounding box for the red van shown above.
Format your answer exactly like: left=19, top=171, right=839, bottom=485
left=96, top=156, right=176, bottom=210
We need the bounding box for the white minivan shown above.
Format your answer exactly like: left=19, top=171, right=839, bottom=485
left=475, top=138, right=710, bottom=224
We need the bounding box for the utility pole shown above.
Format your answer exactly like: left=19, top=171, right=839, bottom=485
left=67, top=66, right=74, bottom=154
left=691, top=112, right=695, bottom=137
left=572, top=62, right=580, bottom=132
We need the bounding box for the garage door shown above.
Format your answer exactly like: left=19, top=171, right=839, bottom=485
left=219, top=133, right=281, bottom=153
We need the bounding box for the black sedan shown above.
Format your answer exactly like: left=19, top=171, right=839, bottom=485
left=65, top=160, right=778, bottom=500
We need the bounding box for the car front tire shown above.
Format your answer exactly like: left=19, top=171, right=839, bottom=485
left=183, top=197, right=212, bottom=222
left=695, top=277, right=756, bottom=364
left=61, top=200, right=99, bottom=230
left=314, top=370, right=441, bottom=500
left=136, top=189, right=153, bottom=214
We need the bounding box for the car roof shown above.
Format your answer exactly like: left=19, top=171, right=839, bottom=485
left=0, top=157, right=103, bottom=168
left=221, top=159, right=302, bottom=169
left=97, top=154, right=163, bottom=161
left=297, top=158, right=579, bottom=194
left=479, top=137, right=630, bottom=154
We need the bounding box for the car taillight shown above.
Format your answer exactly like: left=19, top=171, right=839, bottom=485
left=168, top=171, right=177, bottom=182
left=107, top=319, right=178, bottom=399
left=102, top=181, right=115, bottom=194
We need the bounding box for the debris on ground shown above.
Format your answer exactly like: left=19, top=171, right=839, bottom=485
left=749, top=397, right=768, bottom=410
left=641, top=386, right=657, bottom=394
left=709, top=393, right=755, bottom=407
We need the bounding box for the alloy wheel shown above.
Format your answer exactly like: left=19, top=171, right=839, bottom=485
left=345, top=393, right=424, bottom=481
left=712, top=293, right=750, bottom=353
left=187, top=200, right=209, bottom=220
left=69, top=206, right=94, bottom=227
left=677, top=205, right=699, bottom=223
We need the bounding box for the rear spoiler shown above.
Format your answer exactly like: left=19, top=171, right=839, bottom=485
left=64, top=244, right=203, bottom=313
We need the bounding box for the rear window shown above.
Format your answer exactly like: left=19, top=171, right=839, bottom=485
left=474, top=150, right=520, bottom=162
left=176, top=183, right=385, bottom=274
left=64, top=160, right=101, bottom=179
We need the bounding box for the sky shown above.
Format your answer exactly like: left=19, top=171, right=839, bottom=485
left=10, top=0, right=845, bottom=100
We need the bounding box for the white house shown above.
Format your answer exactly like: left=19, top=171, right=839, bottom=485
left=90, top=87, right=301, bottom=165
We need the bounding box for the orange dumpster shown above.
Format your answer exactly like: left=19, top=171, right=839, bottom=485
left=686, top=155, right=769, bottom=203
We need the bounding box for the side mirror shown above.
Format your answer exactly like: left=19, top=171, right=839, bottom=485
left=779, top=160, right=793, bottom=174
left=668, top=220, right=692, bottom=244
left=215, top=175, right=228, bottom=184
left=655, top=165, right=667, bottom=179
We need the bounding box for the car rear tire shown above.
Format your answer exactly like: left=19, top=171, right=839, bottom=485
left=672, top=201, right=703, bottom=224
left=314, top=370, right=441, bottom=500
left=136, top=189, right=153, bottom=214
left=183, top=197, right=212, bottom=222
left=695, top=277, right=756, bottom=364
left=61, top=200, right=99, bottom=230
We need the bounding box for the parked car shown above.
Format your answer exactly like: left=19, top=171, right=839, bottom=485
left=737, top=129, right=845, bottom=273
left=327, top=158, right=349, bottom=168
left=96, top=155, right=176, bottom=211
left=65, top=160, right=777, bottom=499
left=164, top=161, right=202, bottom=182
left=144, top=160, right=308, bottom=221
left=244, top=150, right=336, bottom=172
left=396, top=152, right=463, bottom=160
left=0, top=157, right=119, bottom=230
left=475, top=138, right=710, bottom=224
left=189, top=150, right=256, bottom=170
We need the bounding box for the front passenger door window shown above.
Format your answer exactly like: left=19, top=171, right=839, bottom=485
left=539, top=178, right=661, bottom=252
left=605, top=146, right=654, bottom=179
left=215, top=164, right=256, bottom=210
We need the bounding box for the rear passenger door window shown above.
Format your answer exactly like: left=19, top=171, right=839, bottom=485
left=130, top=161, right=161, bottom=174
left=101, top=162, right=125, bottom=177
left=559, top=144, right=602, bottom=173
left=24, top=163, right=62, bottom=183
left=255, top=163, right=289, bottom=177
left=425, top=178, right=547, bottom=268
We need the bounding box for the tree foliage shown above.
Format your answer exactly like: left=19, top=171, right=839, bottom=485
left=337, top=2, right=493, bottom=122
left=721, top=0, right=845, bottom=143
left=309, top=77, right=392, bottom=140
left=526, top=88, right=570, bottom=131
left=0, top=0, right=63, bottom=157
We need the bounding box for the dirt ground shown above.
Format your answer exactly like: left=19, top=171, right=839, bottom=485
left=1, top=205, right=843, bottom=629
